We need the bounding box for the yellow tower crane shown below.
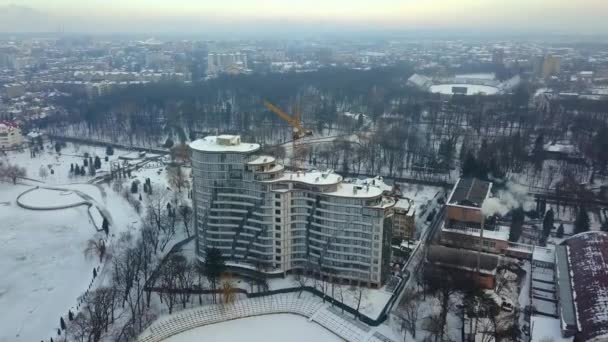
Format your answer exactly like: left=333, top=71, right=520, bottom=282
left=263, top=100, right=313, bottom=169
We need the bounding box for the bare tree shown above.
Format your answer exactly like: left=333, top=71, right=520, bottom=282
left=423, top=313, right=445, bottom=342
left=38, top=165, right=48, bottom=179
left=294, top=267, right=310, bottom=298
left=69, top=287, right=118, bottom=342
left=395, top=289, right=421, bottom=340
left=221, top=277, right=237, bottom=305
left=167, top=165, right=189, bottom=193
left=0, top=163, right=26, bottom=184
left=157, top=255, right=183, bottom=314
left=349, top=280, right=368, bottom=318
left=178, top=205, right=193, bottom=237
left=84, top=238, right=107, bottom=263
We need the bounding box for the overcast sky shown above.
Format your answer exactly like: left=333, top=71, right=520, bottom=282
left=1, top=0, right=607, bottom=35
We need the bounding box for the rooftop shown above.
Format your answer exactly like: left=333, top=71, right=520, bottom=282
left=532, top=245, right=555, bottom=264
left=448, top=178, right=492, bottom=208
left=272, top=170, right=342, bottom=186
left=442, top=225, right=510, bottom=241
left=189, top=135, right=260, bottom=153
left=247, top=155, right=276, bottom=166
left=564, top=232, right=608, bottom=342
left=530, top=316, right=573, bottom=342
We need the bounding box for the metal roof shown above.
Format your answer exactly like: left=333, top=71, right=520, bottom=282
left=555, top=245, right=576, bottom=332
left=564, top=232, right=608, bottom=342
left=448, top=178, right=491, bottom=208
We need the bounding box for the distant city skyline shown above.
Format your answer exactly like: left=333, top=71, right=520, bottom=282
left=1, top=0, right=607, bottom=35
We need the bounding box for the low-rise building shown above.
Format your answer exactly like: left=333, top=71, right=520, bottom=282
left=393, top=198, right=416, bottom=240
left=0, top=121, right=22, bottom=148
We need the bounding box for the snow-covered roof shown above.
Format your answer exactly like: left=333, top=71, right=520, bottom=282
left=247, top=155, right=276, bottom=165
left=273, top=170, right=342, bottom=186
left=531, top=316, right=573, bottom=342
left=189, top=135, right=260, bottom=153
left=564, top=232, right=608, bottom=342
left=532, top=245, right=555, bottom=264
left=442, top=225, right=510, bottom=241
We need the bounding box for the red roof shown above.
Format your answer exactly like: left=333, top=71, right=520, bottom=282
left=0, top=120, right=18, bottom=129
left=566, top=232, right=608, bottom=342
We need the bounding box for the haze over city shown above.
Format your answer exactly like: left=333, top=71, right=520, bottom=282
left=1, top=0, right=608, bottom=35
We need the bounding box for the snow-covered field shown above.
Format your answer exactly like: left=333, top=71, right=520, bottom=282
left=0, top=178, right=141, bottom=342
left=162, top=314, right=342, bottom=342
left=0, top=183, right=99, bottom=342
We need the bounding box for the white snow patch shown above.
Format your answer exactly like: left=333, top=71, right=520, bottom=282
left=161, top=314, right=341, bottom=342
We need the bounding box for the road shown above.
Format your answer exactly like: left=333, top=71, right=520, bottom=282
left=388, top=206, right=445, bottom=314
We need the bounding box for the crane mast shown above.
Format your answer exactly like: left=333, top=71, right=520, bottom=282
left=263, top=100, right=313, bottom=170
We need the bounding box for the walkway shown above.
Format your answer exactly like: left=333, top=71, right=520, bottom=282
left=138, top=293, right=396, bottom=342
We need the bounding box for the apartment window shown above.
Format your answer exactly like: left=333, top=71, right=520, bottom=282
left=275, top=210, right=281, bottom=215
left=275, top=256, right=281, bottom=261
left=276, top=241, right=281, bottom=246
left=275, top=233, right=281, bottom=238
left=275, top=194, right=281, bottom=199
left=275, top=201, right=281, bottom=207
left=275, top=225, right=281, bottom=231
left=275, top=218, right=281, bottom=223
left=276, top=248, right=281, bottom=253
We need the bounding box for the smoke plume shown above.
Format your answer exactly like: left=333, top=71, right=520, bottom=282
left=481, top=181, right=534, bottom=216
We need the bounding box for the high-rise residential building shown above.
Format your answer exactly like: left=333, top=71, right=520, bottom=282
left=492, top=48, right=505, bottom=66
left=207, top=52, right=248, bottom=76
left=190, top=135, right=395, bottom=287
left=534, top=55, right=561, bottom=79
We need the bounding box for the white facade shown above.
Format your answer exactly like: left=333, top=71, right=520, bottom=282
left=191, top=135, right=395, bottom=287
left=0, top=122, right=22, bottom=149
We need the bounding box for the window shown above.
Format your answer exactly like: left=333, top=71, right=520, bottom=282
left=275, top=233, right=281, bottom=238
left=276, top=248, right=281, bottom=253
left=275, top=194, right=281, bottom=199
left=275, top=201, right=281, bottom=207
left=276, top=241, right=281, bottom=246
left=275, top=218, right=281, bottom=223
left=275, top=256, right=281, bottom=261
left=275, top=225, right=281, bottom=230
left=275, top=209, right=281, bottom=215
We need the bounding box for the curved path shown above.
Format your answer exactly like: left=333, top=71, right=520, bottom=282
left=16, top=185, right=113, bottom=231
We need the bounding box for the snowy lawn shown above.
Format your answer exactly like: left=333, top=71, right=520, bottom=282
left=161, top=314, right=342, bottom=342
left=1, top=141, right=145, bottom=185
left=0, top=183, right=100, bottom=342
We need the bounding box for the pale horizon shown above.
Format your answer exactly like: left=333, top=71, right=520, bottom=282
left=1, top=0, right=608, bottom=36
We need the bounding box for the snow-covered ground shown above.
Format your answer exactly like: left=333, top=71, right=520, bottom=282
left=0, top=183, right=99, bottom=342
left=0, top=178, right=141, bottom=342
left=18, top=187, right=87, bottom=208
left=0, top=141, right=157, bottom=185
left=162, top=314, right=342, bottom=342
